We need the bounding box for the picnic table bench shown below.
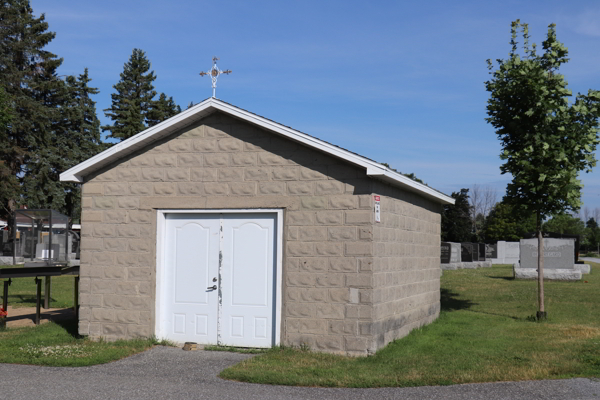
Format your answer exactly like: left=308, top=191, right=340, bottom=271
left=0, top=263, right=80, bottom=325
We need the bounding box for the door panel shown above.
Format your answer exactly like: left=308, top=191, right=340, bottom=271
left=161, top=212, right=276, bottom=348
left=163, top=214, right=219, bottom=344
left=220, top=214, right=276, bottom=347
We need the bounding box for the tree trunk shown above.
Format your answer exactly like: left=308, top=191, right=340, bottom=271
left=537, top=213, right=546, bottom=320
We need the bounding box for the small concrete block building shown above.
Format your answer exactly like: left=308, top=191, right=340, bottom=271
left=60, top=98, right=454, bottom=356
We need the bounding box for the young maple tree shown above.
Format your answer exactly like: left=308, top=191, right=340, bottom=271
left=485, top=20, right=600, bottom=319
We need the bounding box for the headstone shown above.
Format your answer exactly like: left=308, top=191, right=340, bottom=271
left=486, top=243, right=497, bottom=259
left=504, top=242, right=520, bottom=264
left=449, top=242, right=461, bottom=263
left=519, top=238, right=575, bottom=270
left=478, top=243, right=486, bottom=261
left=461, top=243, right=474, bottom=262
left=471, top=243, right=480, bottom=261
left=441, top=242, right=451, bottom=264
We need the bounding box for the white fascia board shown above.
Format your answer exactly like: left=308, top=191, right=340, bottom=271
left=60, top=98, right=454, bottom=205
left=209, top=102, right=453, bottom=204
left=368, top=168, right=455, bottom=205
left=59, top=98, right=217, bottom=183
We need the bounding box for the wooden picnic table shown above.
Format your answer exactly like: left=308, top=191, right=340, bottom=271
left=0, top=264, right=80, bottom=325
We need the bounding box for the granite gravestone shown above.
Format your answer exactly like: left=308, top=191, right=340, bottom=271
left=441, top=242, right=451, bottom=264
left=471, top=243, right=480, bottom=261
left=519, top=238, right=575, bottom=270
left=461, top=243, right=474, bottom=262
left=449, top=242, right=461, bottom=263
left=478, top=243, right=486, bottom=261
left=486, top=243, right=498, bottom=259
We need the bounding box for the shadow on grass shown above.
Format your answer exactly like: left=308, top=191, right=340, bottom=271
left=488, top=276, right=515, bottom=281
left=53, top=317, right=80, bottom=338
left=440, top=288, right=476, bottom=312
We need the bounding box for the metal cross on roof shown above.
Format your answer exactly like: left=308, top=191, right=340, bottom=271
left=199, top=57, right=231, bottom=98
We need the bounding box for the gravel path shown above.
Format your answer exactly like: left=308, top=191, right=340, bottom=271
left=0, top=347, right=598, bottom=400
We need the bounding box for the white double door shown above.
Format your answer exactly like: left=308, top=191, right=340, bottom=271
left=162, top=213, right=276, bottom=347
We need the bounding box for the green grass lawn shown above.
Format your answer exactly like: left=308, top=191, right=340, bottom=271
left=1, top=264, right=76, bottom=308
left=220, top=263, right=600, bottom=387
left=0, top=264, right=168, bottom=366
left=0, top=319, right=162, bottom=367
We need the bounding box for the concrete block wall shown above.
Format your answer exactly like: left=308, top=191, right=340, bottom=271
left=370, top=182, right=442, bottom=351
left=79, top=111, right=381, bottom=354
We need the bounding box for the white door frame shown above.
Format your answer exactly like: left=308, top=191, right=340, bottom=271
left=155, top=209, right=283, bottom=345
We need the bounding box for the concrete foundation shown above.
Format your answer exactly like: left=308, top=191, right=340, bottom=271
left=513, top=264, right=582, bottom=281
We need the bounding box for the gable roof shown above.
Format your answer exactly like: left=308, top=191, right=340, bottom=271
left=60, top=98, right=454, bottom=205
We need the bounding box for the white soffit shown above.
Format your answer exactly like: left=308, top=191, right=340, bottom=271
left=60, top=98, right=455, bottom=205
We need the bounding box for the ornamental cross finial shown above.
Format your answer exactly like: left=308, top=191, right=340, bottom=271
left=199, top=57, right=231, bottom=98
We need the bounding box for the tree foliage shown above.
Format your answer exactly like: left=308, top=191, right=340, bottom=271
left=0, top=1, right=104, bottom=223
left=542, top=213, right=585, bottom=236
left=146, top=92, right=181, bottom=127
left=102, top=48, right=156, bottom=141
left=584, top=218, right=600, bottom=252
left=0, top=86, right=14, bottom=219
left=442, top=188, right=473, bottom=242
left=483, top=201, right=536, bottom=242
left=103, top=49, right=180, bottom=141
left=0, top=0, right=63, bottom=218
left=485, top=20, right=600, bottom=318
left=486, top=21, right=600, bottom=222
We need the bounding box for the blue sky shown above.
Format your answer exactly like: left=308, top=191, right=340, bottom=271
left=30, top=0, right=600, bottom=212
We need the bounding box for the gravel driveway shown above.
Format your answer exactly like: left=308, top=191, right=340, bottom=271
left=0, top=347, right=598, bottom=400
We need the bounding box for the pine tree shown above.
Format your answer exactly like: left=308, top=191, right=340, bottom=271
left=441, top=189, right=473, bottom=242
left=22, top=69, right=104, bottom=218
left=0, top=86, right=15, bottom=221
left=0, top=0, right=63, bottom=217
left=146, top=92, right=181, bottom=127
left=61, top=70, right=104, bottom=220
left=102, top=48, right=157, bottom=141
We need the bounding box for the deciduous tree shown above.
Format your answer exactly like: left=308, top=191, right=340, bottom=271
left=485, top=20, right=600, bottom=319
left=483, top=201, right=536, bottom=242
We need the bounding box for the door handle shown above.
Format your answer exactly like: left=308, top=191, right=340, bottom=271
left=207, top=285, right=217, bottom=290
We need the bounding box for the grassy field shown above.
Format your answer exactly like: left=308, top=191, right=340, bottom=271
left=220, top=263, right=600, bottom=387
left=0, top=264, right=166, bottom=366
left=0, top=319, right=163, bottom=367
left=1, top=264, right=76, bottom=308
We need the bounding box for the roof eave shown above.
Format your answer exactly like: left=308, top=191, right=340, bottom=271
left=366, top=168, right=455, bottom=205
left=60, top=98, right=455, bottom=205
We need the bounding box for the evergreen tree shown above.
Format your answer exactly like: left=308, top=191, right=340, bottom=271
left=486, top=20, right=600, bottom=319
left=0, top=86, right=14, bottom=220
left=102, top=48, right=157, bottom=141
left=22, top=69, right=104, bottom=218
left=0, top=0, right=63, bottom=217
left=584, top=218, right=600, bottom=253
left=441, top=189, right=473, bottom=242
left=146, top=92, right=181, bottom=126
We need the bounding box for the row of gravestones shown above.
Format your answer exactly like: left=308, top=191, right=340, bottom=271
left=441, top=238, right=591, bottom=280
left=441, top=242, right=486, bottom=263
left=440, top=242, right=493, bottom=270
